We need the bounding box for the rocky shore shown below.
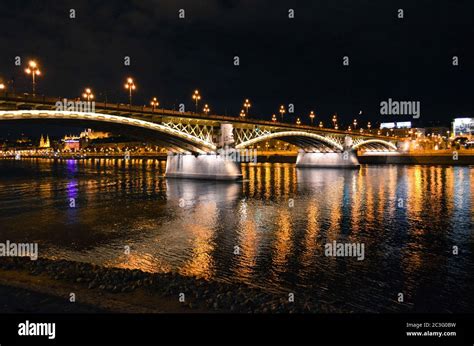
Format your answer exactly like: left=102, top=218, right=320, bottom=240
left=0, top=257, right=340, bottom=313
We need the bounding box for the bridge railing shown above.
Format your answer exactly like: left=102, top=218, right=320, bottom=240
left=0, top=92, right=399, bottom=140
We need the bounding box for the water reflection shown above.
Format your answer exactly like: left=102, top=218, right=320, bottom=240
left=0, top=159, right=472, bottom=312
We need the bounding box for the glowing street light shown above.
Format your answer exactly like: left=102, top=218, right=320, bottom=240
left=272, top=114, right=277, bottom=122
left=348, top=126, right=352, bottom=131
left=243, top=99, right=251, bottom=116
left=239, top=109, right=246, bottom=118
left=24, top=60, right=41, bottom=95
left=203, top=104, right=210, bottom=115
left=192, top=90, right=201, bottom=113
left=82, top=88, right=94, bottom=101
left=332, top=114, right=337, bottom=128
left=279, top=105, right=285, bottom=121
left=124, top=77, right=136, bottom=106
left=309, top=111, right=315, bottom=125
left=367, top=121, right=371, bottom=133
left=296, top=117, right=301, bottom=125
left=319, top=121, right=323, bottom=128
left=353, top=119, right=358, bottom=129
left=150, top=97, right=159, bottom=111
left=0, top=82, right=5, bottom=91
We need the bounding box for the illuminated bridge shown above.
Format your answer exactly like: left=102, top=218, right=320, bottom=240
left=0, top=93, right=401, bottom=180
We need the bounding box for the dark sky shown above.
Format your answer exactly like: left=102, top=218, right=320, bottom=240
left=1, top=0, right=473, bottom=135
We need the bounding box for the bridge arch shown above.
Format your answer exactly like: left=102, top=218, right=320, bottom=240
left=235, top=131, right=344, bottom=152
left=352, top=139, right=398, bottom=151
left=0, top=110, right=216, bottom=153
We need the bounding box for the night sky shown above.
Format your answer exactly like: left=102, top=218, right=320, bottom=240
left=1, top=0, right=473, bottom=136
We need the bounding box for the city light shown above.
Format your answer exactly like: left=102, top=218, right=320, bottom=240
left=243, top=99, right=251, bottom=116
left=192, top=90, right=201, bottom=113
left=309, top=111, right=315, bottom=125
left=296, top=117, right=301, bottom=125
left=279, top=105, right=285, bottom=121
left=82, top=88, right=94, bottom=101
left=150, top=97, right=159, bottom=111
left=239, top=109, right=246, bottom=118
left=203, top=104, right=210, bottom=115
left=272, top=114, right=277, bottom=122
left=124, top=77, right=136, bottom=106
left=24, top=60, right=41, bottom=95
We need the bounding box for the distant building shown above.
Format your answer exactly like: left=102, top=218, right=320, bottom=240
left=79, top=128, right=111, bottom=141
left=62, top=135, right=81, bottom=151
left=39, top=134, right=50, bottom=148
left=452, top=118, right=474, bottom=138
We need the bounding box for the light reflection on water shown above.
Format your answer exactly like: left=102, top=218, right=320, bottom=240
left=0, top=158, right=472, bottom=312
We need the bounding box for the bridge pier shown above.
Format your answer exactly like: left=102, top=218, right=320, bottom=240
left=165, top=153, right=243, bottom=180
left=296, top=151, right=360, bottom=168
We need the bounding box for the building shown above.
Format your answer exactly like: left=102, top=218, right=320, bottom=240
left=79, top=128, right=111, bottom=141
left=62, top=135, right=81, bottom=151
left=452, top=118, right=474, bottom=138
left=39, top=134, right=50, bottom=148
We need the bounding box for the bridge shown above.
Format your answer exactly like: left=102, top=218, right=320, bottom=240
left=0, top=93, right=401, bottom=180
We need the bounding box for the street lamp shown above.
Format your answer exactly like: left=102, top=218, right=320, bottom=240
left=272, top=114, right=277, bottom=122
left=82, top=88, right=94, bottom=101
left=244, top=99, right=251, bottom=116
left=239, top=109, right=246, bottom=118
left=296, top=117, right=301, bottom=125
left=319, top=121, right=323, bottom=128
left=332, top=114, right=337, bottom=128
left=367, top=121, right=371, bottom=133
left=309, top=111, right=315, bottom=125
left=348, top=126, right=352, bottom=131
left=279, top=105, right=285, bottom=122
left=353, top=119, right=358, bottom=129
left=203, top=104, right=210, bottom=115
left=124, top=77, right=136, bottom=107
left=150, top=97, right=159, bottom=111
left=24, top=60, right=41, bottom=95
left=192, top=90, right=201, bottom=113
left=0, top=82, right=5, bottom=91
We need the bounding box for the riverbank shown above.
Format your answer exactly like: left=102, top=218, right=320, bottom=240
left=0, top=257, right=339, bottom=313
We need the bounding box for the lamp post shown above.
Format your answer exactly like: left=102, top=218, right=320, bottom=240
left=279, top=105, right=285, bottom=122
left=203, top=104, right=210, bottom=115
left=124, top=78, right=136, bottom=107
left=82, top=88, right=94, bottom=102
left=309, top=111, right=315, bottom=125
left=150, top=97, right=159, bottom=111
left=367, top=121, right=371, bottom=133
left=272, top=114, right=277, bottom=122
left=192, top=90, right=201, bottom=113
left=244, top=99, right=251, bottom=116
left=319, top=121, right=323, bottom=128
left=0, top=82, right=5, bottom=91
left=296, top=117, right=301, bottom=125
left=353, top=119, right=358, bottom=130
left=239, top=109, right=246, bottom=118
left=332, top=114, right=337, bottom=129
left=25, top=60, right=41, bottom=96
